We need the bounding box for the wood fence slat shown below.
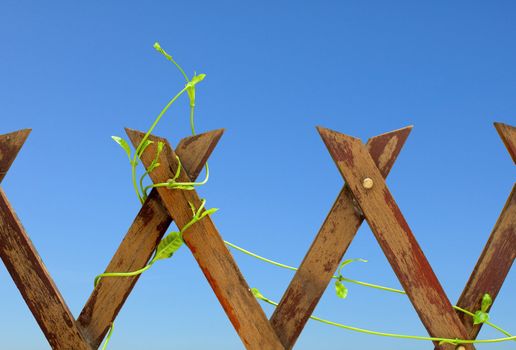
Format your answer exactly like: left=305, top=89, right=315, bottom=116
left=455, top=186, right=515, bottom=340
left=451, top=123, right=516, bottom=341
left=0, top=129, right=31, bottom=183
left=0, top=130, right=92, bottom=350
left=77, top=129, right=224, bottom=348
left=270, top=126, right=412, bottom=349
left=126, top=128, right=285, bottom=350
left=495, top=122, right=516, bottom=163
left=318, top=126, right=474, bottom=350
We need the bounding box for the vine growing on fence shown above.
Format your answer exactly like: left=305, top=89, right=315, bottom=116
left=96, top=43, right=515, bottom=349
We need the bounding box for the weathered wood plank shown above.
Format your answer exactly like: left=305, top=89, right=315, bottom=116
left=0, top=130, right=92, bottom=350
left=270, top=126, right=412, bottom=349
left=77, top=130, right=224, bottom=348
left=0, top=129, right=31, bottom=183
left=126, top=129, right=285, bottom=350
left=455, top=186, right=515, bottom=340
left=452, top=123, right=515, bottom=341
left=494, top=122, right=516, bottom=163
left=318, top=126, right=475, bottom=350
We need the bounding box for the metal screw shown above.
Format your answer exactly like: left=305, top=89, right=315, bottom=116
left=362, top=177, right=374, bottom=189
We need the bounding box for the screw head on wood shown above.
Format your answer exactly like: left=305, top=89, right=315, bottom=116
left=362, top=177, right=374, bottom=189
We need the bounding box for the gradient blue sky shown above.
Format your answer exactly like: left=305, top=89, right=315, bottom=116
left=0, top=1, right=515, bottom=349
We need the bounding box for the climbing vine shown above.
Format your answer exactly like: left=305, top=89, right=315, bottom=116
left=96, top=43, right=515, bottom=349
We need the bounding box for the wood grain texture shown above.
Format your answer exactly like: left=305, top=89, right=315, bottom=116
left=495, top=122, right=516, bottom=163
left=0, top=188, right=92, bottom=350
left=455, top=186, right=515, bottom=340
left=318, top=126, right=475, bottom=350
left=0, top=129, right=31, bottom=183
left=452, top=124, right=516, bottom=341
left=77, top=129, right=224, bottom=348
left=126, top=128, right=285, bottom=350
left=270, top=126, right=412, bottom=349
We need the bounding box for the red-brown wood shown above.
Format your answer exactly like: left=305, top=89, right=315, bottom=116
left=77, top=129, right=223, bottom=348
left=270, top=126, right=412, bottom=349
left=0, top=129, right=31, bottom=183
left=452, top=123, right=516, bottom=341
left=318, top=126, right=475, bottom=350
left=456, top=186, right=515, bottom=339
left=0, top=124, right=513, bottom=350
left=126, top=129, right=285, bottom=350
left=495, top=122, right=516, bottom=163
left=0, top=131, right=92, bottom=350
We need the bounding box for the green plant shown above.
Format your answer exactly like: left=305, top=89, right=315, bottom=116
left=96, top=42, right=215, bottom=350
left=334, top=258, right=368, bottom=299
left=224, top=241, right=515, bottom=345
left=250, top=288, right=515, bottom=346
left=98, top=43, right=515, bottom=349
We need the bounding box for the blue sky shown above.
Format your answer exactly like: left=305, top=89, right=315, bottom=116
left=0, top=1, right=515, bottom=349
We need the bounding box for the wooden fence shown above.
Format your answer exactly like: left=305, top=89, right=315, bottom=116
left=0, top=123, right=514, bottom=350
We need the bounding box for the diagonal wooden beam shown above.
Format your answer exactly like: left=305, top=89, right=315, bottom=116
left=270, top=126, right=412, bottom=349
left=0, top=132, right=93, bottom=350
left=495, top=122, right=516, bottom=163
left=455, top=185, right=515, bottom=339
left=77, top=129, right=224, bottom=348
left=318, top=126, right=475, bottom=350
left=452, top=122, right=515, bottom=341
left=126, top=129, right=285, bottom=350
left=0, top=129, right=31, bottom=184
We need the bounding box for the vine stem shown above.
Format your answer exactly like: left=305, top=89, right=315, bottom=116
left=453, top=306, right=514, bottom=338
left=225, top=240, right=514, bottom=339
left=101, top=323, right=114, bottom=350
left=224, top=240, right=400, bottom=291
left=224, top=241, right=298, bottom=272
left=94, top=263, right=154, bottom=287
left=254, top=290, right=516, bottom=345
left=131, top=85, right=189, bottom=203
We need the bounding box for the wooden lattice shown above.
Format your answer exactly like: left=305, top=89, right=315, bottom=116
left=0, top=123, right=514, bottom=350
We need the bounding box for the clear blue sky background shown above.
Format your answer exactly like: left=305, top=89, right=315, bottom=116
left=0, top=1, right=515, bottom=349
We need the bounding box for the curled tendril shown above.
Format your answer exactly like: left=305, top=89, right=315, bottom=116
left=98, top=42, right=210, bottom=350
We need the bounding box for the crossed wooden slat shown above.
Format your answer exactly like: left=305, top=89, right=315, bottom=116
left=453, top=123, right=515, bottom=341
left=270, top=125, right=413, bottom=347
left=125, top=129, right=286, bottom=349
left=0, top=129, right=92, bottom=350
left=283, top=122, right=513, bottom=350
left=0, top=123, right=514, bottom=350
left=0, top=128, right=233, bottom=349
left=316, top=126, right=474, bottom=350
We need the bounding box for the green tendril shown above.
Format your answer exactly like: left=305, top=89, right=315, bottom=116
left=100, top=323, right=114, bottom=350
left=131, top=85, right=189, bottom=203
left=99, top=43, right=214, bottom=350
left=94, top=263, right=154, bottom=288
left=226, top=241, right=514, bottom=339
left=153, top=42, right=189, bottom=83
left=251, top=288, right=516, bottom=346
left=107, top=42, right=515, bottom=350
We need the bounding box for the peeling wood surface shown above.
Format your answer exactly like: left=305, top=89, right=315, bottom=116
left=0, top=130, right=92, bottom=350
left=77, top=130, right=223, bottom=348
left=318, top=126, right=475, bottom=350
left=452, top=123, right=515, bottom=341
left=126, top=128, right=285, bottom=350
left=270, top=126, right=412, bottom=349
left=0, top=129, right=31, bottom=183
left=0, top=124, right=513, bottom=350
left=495, top=122, right=516, bottom=163
left=455, top=186, right=515, bottom=340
